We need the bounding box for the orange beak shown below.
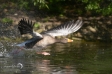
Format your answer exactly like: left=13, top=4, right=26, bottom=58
left=67, top=38, right=73, bottom=42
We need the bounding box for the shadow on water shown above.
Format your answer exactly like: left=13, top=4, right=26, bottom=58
left=0, top=23, right=112, bottom=74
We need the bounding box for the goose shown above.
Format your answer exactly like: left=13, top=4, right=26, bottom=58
left=15, top=17, right=83, bottom=55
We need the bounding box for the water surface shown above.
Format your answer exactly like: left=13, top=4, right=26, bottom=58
left=0, top=40, right=112, bottom=74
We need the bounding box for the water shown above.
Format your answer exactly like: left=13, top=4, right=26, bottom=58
left=0, top=40, right=112, bottom=74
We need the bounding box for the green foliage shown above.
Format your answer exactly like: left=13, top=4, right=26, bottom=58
left=86, top=2, right=99, bottom=10
left=101, top=3, right=112, bottom=15
left=34, top=0, right=112, bottom=15
left=1, top=3, right=8, bottom=8
left=3, top=0, right=112, bottom=15
left=1, top=18, right=13, bottom=23
left=79, top=0, right=112, bottom=15
left=34, top=22, right=40, bottom=28
left=10, top=0, right=48, bottom=9
left=19, top=0, right=30, bottom=9
left=33, top=0, right=49, bottom=9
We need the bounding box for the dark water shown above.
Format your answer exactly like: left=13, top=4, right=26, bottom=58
left=0, top=40, right=112, bottom=74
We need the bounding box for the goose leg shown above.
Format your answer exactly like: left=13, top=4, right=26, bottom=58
left=36, top=51, right=50, bottom=55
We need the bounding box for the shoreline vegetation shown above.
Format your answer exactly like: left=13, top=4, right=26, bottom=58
left=0, top=1, right=112, bottom=41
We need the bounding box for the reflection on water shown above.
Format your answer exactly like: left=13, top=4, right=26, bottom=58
left=0, top=40, right=112, bottom=74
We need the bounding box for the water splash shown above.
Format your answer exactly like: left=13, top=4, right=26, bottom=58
left=0, top=22, right=23, bottom=58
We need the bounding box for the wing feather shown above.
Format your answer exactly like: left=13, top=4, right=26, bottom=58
left=43, top=19, right=83, bottom=37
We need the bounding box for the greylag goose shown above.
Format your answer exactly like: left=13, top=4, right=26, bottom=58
left=15, top=17, right=83, bottom=55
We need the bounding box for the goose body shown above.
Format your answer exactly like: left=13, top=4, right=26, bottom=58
left=32, top=34, right=56, bottom=48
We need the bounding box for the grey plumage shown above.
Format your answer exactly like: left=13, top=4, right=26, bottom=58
left=16, top=18, right=83, bottom=49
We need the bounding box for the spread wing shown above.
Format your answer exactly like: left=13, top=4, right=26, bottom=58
left=18, top=18, right=42, bottom=37
left=43, top=19, right=83, bottom=37
left=18, top=18, right=34, bottom=35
